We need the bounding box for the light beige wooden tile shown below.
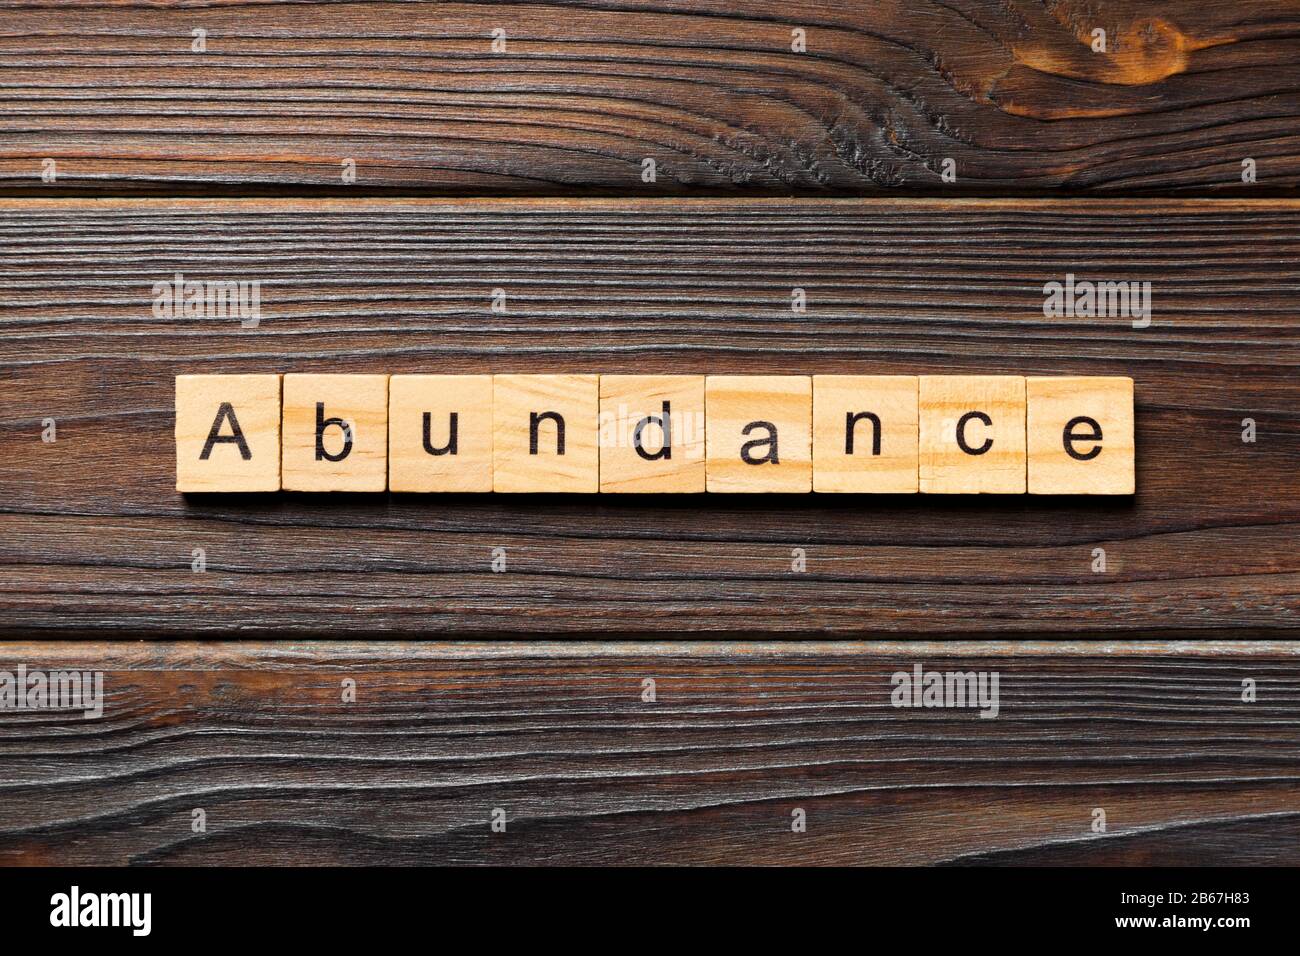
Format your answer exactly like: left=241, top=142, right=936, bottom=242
left=282, top=374, right=389, bottom=492
left=1027, top=376, right=1135, bottom=495
left=493, top=374, right=598, bottom=493
left=388, top=375, right=493, bottom=493
left=813, top=375, right=918, bottom=493
left=599, top=375, right=705, bottom=493
left=175, top=374, right=282, bottom=492
left=705, top=376, right=811, bottom=493
left=919, top=376, right=1026, bottom=494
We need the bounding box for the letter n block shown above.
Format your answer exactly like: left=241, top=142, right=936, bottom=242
left=389, top=375, right=493, bottom=492
left=813, top=375, right=918, bottom=493
left=919, top=376, right=1026, bottom=494
left=705, top=376, right=811, bottom=493
left=282, top=374, right=389, bottom=492
left=493, top=374, right=598, bottom=493
left=175, top=374, right=281, bottom=492
left=599, top=375, right=705, bottom=493
left=1027, top=377, right=1134, bottom=495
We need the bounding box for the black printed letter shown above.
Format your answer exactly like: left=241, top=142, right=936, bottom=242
left=200, top=402, right=251, bottom=460
left=316, top=403, right=353, bottom=462
left=955, top=411, right=993, bottom=456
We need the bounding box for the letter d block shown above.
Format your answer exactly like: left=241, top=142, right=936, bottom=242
left=282, top=374, right=389, bottom=492
left=919, top=376, right=1026, bottom=494
left=706, top=376, right=811, bottom=493
left=599, top=375, right=705, bottom=493
left=175, top=374, right=281, bottom=492
left=1027, top=377, right=1134, bottom=495
left=493, top=374, right=598, bottom=493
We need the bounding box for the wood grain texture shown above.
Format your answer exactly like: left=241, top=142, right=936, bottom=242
left=0, top=640, right=1295, bottom=866
left=1, top=1, right=1298, bottom=196
left=0, top=197, right=1297, bottom=634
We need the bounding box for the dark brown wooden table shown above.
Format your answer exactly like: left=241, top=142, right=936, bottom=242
left=0, top=0, right=1296, bottom=866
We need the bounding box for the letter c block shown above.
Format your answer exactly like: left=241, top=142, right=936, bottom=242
left=919, top=376, right=1026, bottom=494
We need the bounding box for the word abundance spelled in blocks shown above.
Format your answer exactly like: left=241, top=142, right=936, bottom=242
left=813, top=376, right=919, bottom=494
left=175, top=374, right=1135, bottom=494
left=1027, top=377, right=1135, bottom=495
left=282, top=374, right=389, bottom=492
left=493, top=374, right=599, bottom=493
left=175, top=374, right=282, bottom=492
left=919, top=376, right=1027, bottom=494
left=599, top=375, right=706, bottom=493
left=705, top=376, right=812, bottom=493
left=389, top=375, right=493, bottom=493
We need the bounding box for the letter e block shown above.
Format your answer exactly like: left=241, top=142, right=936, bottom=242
left=389, top=375, right=493, bottom=492
left=919, top=376, right=1026, bottom=494
left=813, top=375, right=918, bottom=493
left=282, top=374, right=389, bottom=492
left=599, top=375, right=705, bottom=493
left=493, top=374, right=598, bottom=493
left=706, top=376, right=811, bottom=493
left=1027, top=377, right=1134, bottom=495
left=175, top=374, right=281, bottom=492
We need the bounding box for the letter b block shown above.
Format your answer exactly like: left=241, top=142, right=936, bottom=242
left=919, top=376, right=1026, bottom=494
left=493, top=374, right=599, bottom=493
left=1027, top=377, right=1134, bottom=495
left=175, top=374, right=282, bottom=492
left=282, top=374, right=389, bottom=492
left=706, top=376, right=812, bottom=493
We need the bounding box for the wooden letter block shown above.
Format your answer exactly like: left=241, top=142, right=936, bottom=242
left=813, top=375, right=918, bottom=493
left=389, top=375, right=493, bottom=493
left=705, top=376, right=811, bottom=493
left=1027, top=376, right=1134, bottom=495
left=599, top=375, right=705, bottom=493
left=175, top=374, right=282, bottom=492
left=493, top=374, right=598, bottom=493
left=282, top=374, right=389, bottom=492
left=919, top=376, right=1026, bottom=494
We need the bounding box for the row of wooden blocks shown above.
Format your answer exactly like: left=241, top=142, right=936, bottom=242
left=175, top=374, right=1135, bottom=494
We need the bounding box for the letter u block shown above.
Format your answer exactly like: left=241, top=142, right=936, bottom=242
left=389, top=374, right=493, bottom=492
left=493, top=374, right=599, bottom=493
left=281, top=374, right=389, bottom=492
left=175, top=374, right=282, bottom=492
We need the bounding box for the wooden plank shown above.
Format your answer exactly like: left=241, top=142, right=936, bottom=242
left=0, top=197, right=1297, bottom=634
left=1, top=1, right=1297, bottom=196
left=0, top=640, right=1295, bottom=865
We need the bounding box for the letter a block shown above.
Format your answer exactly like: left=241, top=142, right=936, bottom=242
left=282, top=374, right=389, bottom=492
left=813, top=375, right=918, bottom=493
left=1027, top=376, right=1134, bottom=495
left=389, top=375, right=493, bottom=493
left=599, top=375, right=706, bottom=493
left=919, top=376, right=1026, bottom=494
left=175, top=374, right=282, bottom=492
left=493, top=374, right=599, bottom=493
left=706, top=376, right=812, bottom=493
